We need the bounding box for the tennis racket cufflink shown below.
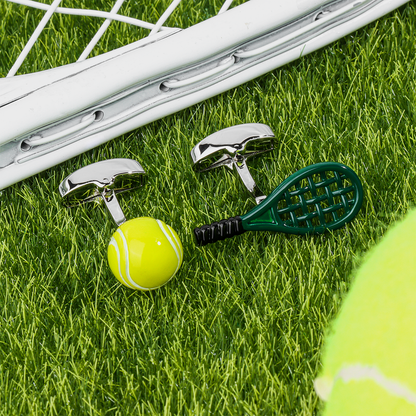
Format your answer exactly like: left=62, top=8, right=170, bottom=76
left=59, top=159, right=183, bottom=290
left=191, top=125, right=364, bottom=246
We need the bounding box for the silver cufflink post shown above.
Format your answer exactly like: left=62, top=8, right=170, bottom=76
left=59, top=158, right=146, bottom=226
left=190, top=123, right=276, bottom=204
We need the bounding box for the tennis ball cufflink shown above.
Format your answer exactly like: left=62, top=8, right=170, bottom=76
left=59, top=159, right=183, bottom=290
left=191, top=124, right=364, bottom=246
left=108, top=217, right=183, bottom=290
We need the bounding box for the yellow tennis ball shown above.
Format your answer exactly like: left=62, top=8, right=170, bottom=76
left=107, top=217, right=183, bottom=290
left=315, top=210, right=416, bottom=415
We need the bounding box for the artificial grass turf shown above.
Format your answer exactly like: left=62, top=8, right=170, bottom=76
left=0, top=1, right=415, bottom=414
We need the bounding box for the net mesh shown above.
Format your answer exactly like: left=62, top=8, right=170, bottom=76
left=275, top=170, right=356, bottom=228
left=2, top=0, right=247, bottom=77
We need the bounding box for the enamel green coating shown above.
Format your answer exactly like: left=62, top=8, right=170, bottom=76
left=241, top=162, right=363, bottom=235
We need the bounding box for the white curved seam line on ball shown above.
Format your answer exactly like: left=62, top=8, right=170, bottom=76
left=335, top=365, right=416, bottom=406
left=156, top=220, right=181, bottom=275
left=167, top=224, right=183, bottom=263
left=109, top=237, right=134, bottom=290
left=116, top=228, right=149, bottom=290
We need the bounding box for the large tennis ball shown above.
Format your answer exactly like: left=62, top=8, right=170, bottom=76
left=107, top=217, right=183, bottom=290
left=315, top=210, right=416, bottom=415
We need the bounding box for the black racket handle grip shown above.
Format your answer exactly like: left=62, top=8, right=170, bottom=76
left=194, top=216, right=246, bottom=246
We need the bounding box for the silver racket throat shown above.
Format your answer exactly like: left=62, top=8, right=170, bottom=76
left=0, top=0, right=409, bottom=190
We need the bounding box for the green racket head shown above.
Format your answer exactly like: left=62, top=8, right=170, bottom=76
left=241, top=162, right=363, bottom=234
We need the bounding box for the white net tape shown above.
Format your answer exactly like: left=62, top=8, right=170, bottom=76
left=6, top=0, right=238, bottom=77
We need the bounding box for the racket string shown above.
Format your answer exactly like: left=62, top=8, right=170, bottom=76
left=275, top=171, right=356, bottom=228
left=6, top=0, right=63, bottom=77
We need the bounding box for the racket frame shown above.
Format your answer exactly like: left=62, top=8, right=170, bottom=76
left=241, top=162, right=364, bottom=234
left=0, top=0, right=410, bottom=190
